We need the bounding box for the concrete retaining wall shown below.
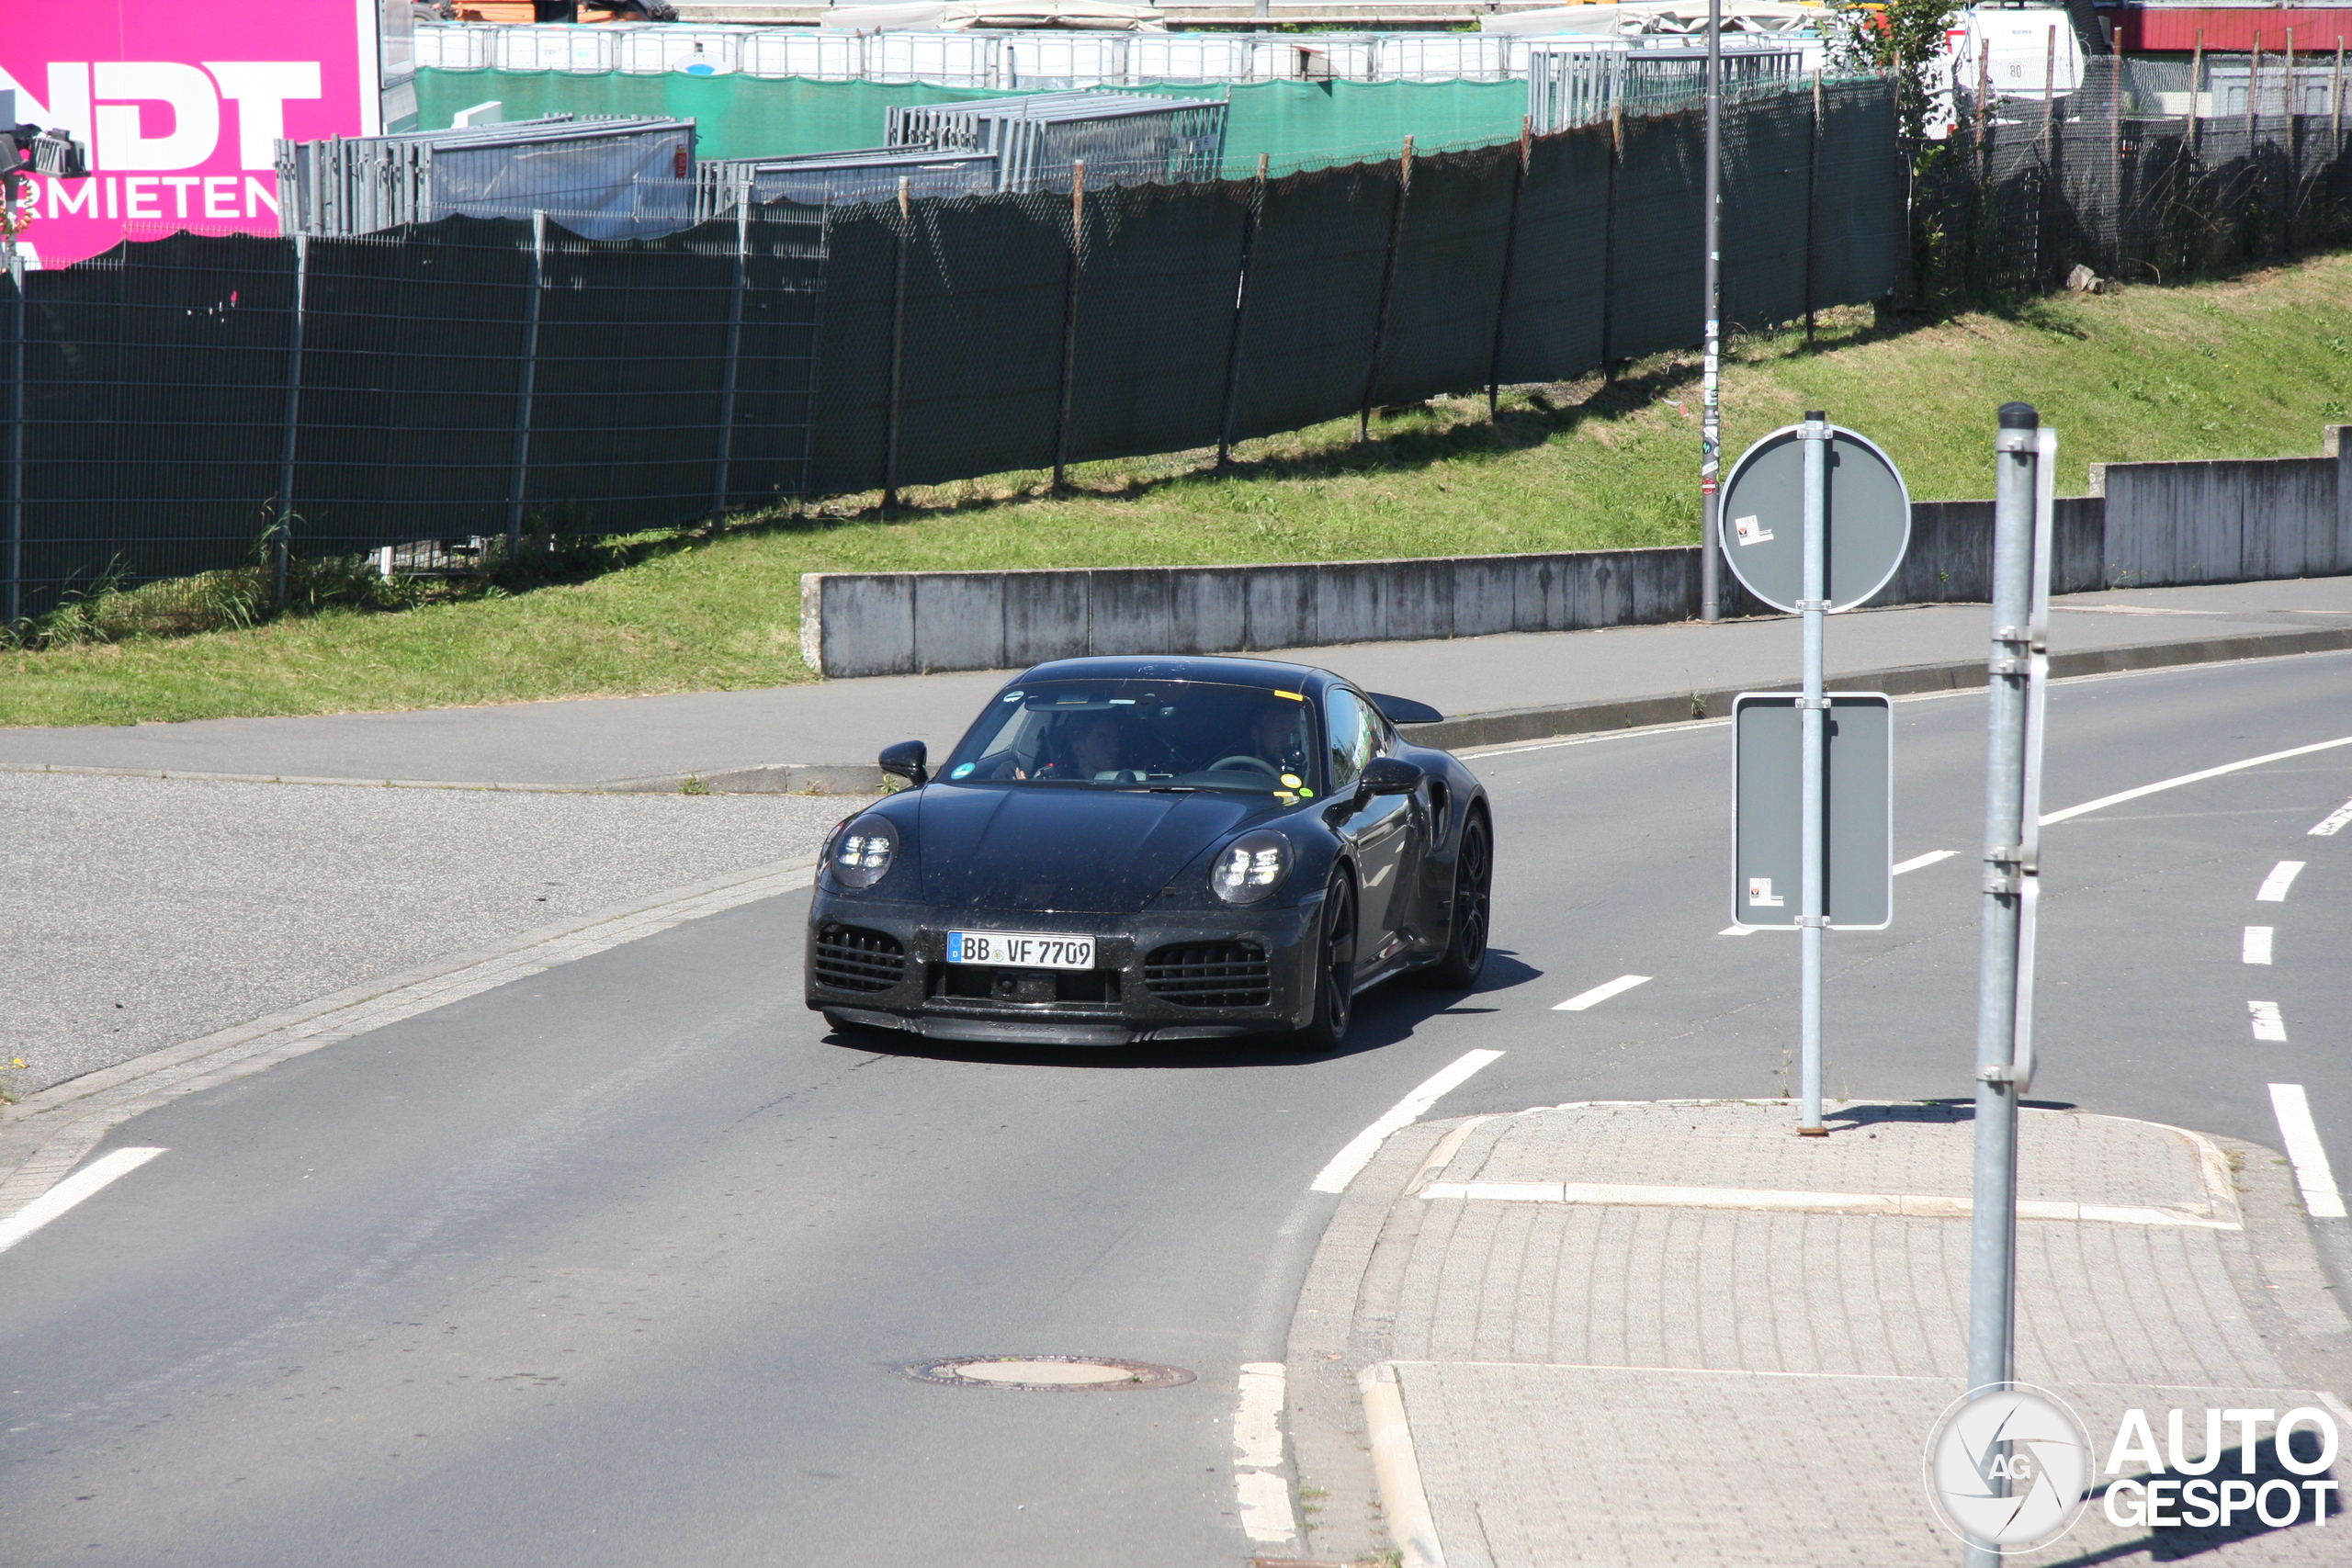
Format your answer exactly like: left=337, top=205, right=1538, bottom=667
left=802, top=426, right=2352, bottom=678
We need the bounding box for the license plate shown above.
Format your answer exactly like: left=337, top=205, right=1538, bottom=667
left=946, top=931, right=1095, bottom=969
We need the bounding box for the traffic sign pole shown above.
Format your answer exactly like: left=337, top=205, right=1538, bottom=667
left=1797, top=412, right=1828, bottom=1135
left=1963, top=402, right=2049, bottom=1568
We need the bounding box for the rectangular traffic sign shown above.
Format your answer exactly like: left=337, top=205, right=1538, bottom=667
left=1732, top=693, right=1893, bottom=930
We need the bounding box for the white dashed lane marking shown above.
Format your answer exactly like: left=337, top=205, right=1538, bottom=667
left=1231, top=1362, right=1295, bottom=1544
left=2256, top=861, right=2307, bottom=902
left=2269, top=1085, right=2347, bottom=1220
left=1893, top=849, right=1958, bottom=874
left=1555, top=975, right=1653, bottom=1012
left=2244, top=927, right=2274, bottom=965
left=2310, top=798, right=2352, bottom=837
left=2249, top=1001, right=2288, bottom=1043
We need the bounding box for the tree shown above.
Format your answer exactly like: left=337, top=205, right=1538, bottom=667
left=1829, top=0, right=1963, bottom=153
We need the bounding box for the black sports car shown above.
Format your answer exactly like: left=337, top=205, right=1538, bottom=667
left=804, top=655, right=1492, bottom=1048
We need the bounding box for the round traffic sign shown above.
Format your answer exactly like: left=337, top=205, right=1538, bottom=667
left=1718, top=423, right=1911, bottom=614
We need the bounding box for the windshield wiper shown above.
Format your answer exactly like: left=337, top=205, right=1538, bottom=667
left=1143, top=785, right=1197, bottom=794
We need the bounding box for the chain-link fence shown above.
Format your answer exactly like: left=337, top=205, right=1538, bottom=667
left=2, top=77, right=1903, bottom=623
left=1916, top=52, right=2352, bottom=303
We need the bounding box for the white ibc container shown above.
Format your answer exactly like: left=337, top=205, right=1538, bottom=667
left=496, top=26, right=619, bottom=73
left=1003, top=35, right=1123, bottom=88
left=618, top=27, right=746, bottom=75
left=415, top=22, right=497, bottom=72
left=745, top=29, right=861, bottom=81
left=1132, top=36, right=1252, bottom=83
left=873, top=32, right=993, bottom=86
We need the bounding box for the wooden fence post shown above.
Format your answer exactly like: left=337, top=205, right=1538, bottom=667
left=1216, top=152, right=1271, bottom=468
left=1358, top=135, right=1411, bottom=444
left=505, top=212, right=545, bottom=553
left=1053, top=160, right=1085, bottom=490
left=1601, top=102, right=1621, bottom=375
left=883, top=176, right=910, bottom=513
left=274, top=231, right=310, bottom=609
left=1487, top=118, right=1532, bottom=419
left=711, top=180, right=749, bottom=518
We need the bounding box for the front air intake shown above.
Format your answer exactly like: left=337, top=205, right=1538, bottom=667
left=812, top=925, right=907, bottom=993
left=1143, top=942, right=1271, bottom=1009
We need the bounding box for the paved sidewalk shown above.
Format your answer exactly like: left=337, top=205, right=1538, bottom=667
left=4, top=578, right=2349, bottom=787
left=1286, top=1100, right=2352, bottom=1567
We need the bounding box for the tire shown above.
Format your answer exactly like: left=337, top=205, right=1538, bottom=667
left=1416, top=811, right=1491, bottom=991
left=1290, top=874, right=1357, bottom=1053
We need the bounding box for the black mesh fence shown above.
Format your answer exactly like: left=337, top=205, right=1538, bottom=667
left=5, top=77, right=1903, bottom=622
left=1915, top=54, right=2352, bottom=305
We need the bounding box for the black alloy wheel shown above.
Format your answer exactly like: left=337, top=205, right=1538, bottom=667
left=1418, top=812, right=1491, bottom=990
left=1294, top=874, right=1357, bottom=1052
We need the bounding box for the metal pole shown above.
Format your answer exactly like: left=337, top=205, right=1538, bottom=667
left=1962, top=400, right=2042, bottom=1568
left=1700, top=0, right=1723, bottom=623
left=273, top=232, right=309, bottom=612
left=1359, top=135, right=1412, bottom=445
left=2334, top=39, right=2345, bottom=149
left=1053, top=160, right=1085, bottom=491
left=711, top=180, right=750, bottom=519
left=1487, top=117, right=1532, bottom=421
left=506, top=211, right=546, bottom=549
left=1797, top=410, right=1828, bottom=1135
left=4, top=248, right=22, bottom=629
left=1216, top=154, right=1269, bottom=469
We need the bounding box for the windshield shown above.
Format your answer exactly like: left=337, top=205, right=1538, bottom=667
left=940, top=679, right=1321, bottom=797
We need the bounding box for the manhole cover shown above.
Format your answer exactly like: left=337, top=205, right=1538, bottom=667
left=900, top=1355, right=1195, bottom=1392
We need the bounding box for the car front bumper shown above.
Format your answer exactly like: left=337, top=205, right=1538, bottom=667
left=803, top=888, right=1323, bottom=1046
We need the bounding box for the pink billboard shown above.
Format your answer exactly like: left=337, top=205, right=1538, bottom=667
left=0, top=2, right=381, bottom=268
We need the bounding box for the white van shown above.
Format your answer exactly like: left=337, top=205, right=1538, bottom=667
left=1928, top=3, right=2086, bottom=138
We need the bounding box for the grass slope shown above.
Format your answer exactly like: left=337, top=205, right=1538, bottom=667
left=8, top=255, right=2350, bottom=729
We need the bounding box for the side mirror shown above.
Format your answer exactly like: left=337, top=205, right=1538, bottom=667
left=878, top=740, right=929, bottom=789
left=1359, top=756, right=1423, bottom=797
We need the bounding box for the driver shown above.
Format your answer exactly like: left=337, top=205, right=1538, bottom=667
left=1035, top=712, right=1125, bottom=779
left=1248, top=700, right=1309, bottom=777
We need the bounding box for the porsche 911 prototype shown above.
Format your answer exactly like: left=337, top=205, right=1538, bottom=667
left=805, top=656, right=1491, bottom=1048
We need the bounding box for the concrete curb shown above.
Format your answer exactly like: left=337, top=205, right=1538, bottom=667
left=0, top=854, right=821, bottom=1222
left=1400, top=623, right=2352, bottom=752
left=1359, top=1363, right=1446, bottom=1568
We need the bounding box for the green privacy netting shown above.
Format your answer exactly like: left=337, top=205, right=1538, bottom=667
left=12, top=80, right=1904, bottom=614
left=413, top=69, right=1530, bottom=175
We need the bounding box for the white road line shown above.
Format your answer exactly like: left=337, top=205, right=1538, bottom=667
left=1309, top=1049, right=1504, bottom=1194
left=1232, top=1362, right=1296, bottom=1543
left=2244, top=926, right=2275, bottom=965
left=2256, top=861, right=2307, bottom=901
left=2249, top=1001, right=2288, bottom=1043
left=2269, top=1084, right=2347, bottom=1220
left=1234, top=1362, right=1287, bottom=1469
left=0, top=1148, right=165, bottom=1255
left=2312, top=798, right=2352, bottom=837
left=1893, top=850, right=1957, bottom=875
left=1554, top=974, right=1652, bottom=1011
left=2041, top=735, right=2352, bottom=826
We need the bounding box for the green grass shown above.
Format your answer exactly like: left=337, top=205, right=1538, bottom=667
left=8, top=254, right=2352, bottom=729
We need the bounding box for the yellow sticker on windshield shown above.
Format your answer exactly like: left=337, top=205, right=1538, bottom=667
left=1273, top=690, right=1303, bottom=701
left=1280, top=773, right=1302, bottom=789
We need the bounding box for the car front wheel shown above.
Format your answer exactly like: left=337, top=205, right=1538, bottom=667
left=1291, top=874, right=1356, bottom=1052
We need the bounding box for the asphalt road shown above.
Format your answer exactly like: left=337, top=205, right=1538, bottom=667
left=5, top=650, right=2348, bottom=1566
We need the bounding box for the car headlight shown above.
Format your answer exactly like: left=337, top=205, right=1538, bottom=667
left=1210, top=829, right=1290, bottom=905
left=828, top=814, right=899, bottom=890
